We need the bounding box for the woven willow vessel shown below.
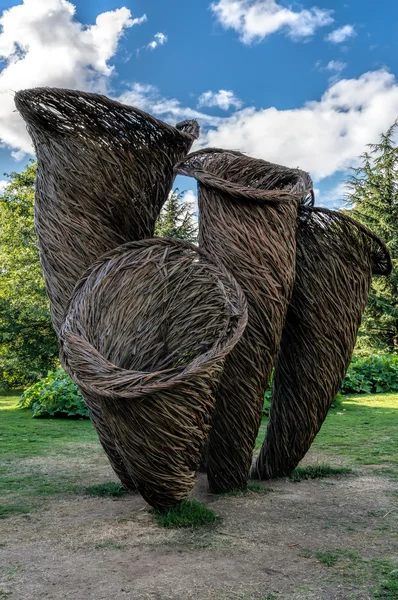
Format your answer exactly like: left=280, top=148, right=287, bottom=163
left=60, top=238, right=247, bottom=509
left=175, top=148, right=313, bottom=493
left=252, top=207, right=392, bottom=479
left=15, top=87, right=199, bottom=488
left=15, top=87, right=199, bottom=331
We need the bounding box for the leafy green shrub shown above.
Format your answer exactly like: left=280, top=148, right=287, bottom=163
left=340, top=354, right=398, bottom=395
left=263, top=354, right=398, bottom=414
left=19, top=369, right=88, bottom=418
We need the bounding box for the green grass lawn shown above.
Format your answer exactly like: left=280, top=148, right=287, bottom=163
left=1, top=391, right=397, bottom=599
left=0, top=393, right=107, bottom=501
left=256, top=392, right=398, bottom=469
left=0, top=393, right=96, bottom=459
left=311, top=394, right=398, bottom=467
left=1, top=391, right=397, bottom=504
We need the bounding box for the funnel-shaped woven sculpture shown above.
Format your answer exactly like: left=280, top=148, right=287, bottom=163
left=175, top=149, right=313, bottom=493
left=252, top=207, right=392, bottom=479
left=15, top=87, right=199, bottom=488
left=15, top=87, right=199, bottom=331
left=60, top=238, right=247, bottom=509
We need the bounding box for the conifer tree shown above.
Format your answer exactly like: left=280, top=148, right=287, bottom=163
left=155, top=189, right=197, bottom=243
left=346, top=121, right=398, bottom=351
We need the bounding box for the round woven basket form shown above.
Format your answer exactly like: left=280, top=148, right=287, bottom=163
left=175, top=148, right=313, bottom=493
left=252, top=207, right=392, bottom=480
left=59, top=238, right=248, bottom=509
left=15, top=87, right=199, bottom=488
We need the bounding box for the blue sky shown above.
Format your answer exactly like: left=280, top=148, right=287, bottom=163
left=0, top=0, right=398, bottom=206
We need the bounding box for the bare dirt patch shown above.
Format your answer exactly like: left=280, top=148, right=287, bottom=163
left=1, top=467, right=397, bottom=600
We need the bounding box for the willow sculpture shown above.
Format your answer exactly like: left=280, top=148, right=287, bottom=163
left=15, top=85, right=392, bottom=507
left=60, top=239, right=247, bottom=509
left=252, top=207, right=392, bottom=480
left=175, top=148, right=313, bottom=493
left=15, top=87, right=199, bottom=489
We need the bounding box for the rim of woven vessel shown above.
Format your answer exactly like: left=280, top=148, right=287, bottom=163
left=300, top=206, right=392, bottom=276
left=174, top=147, right=314, bottom=206
left=14, top=87, right=199, bottom=143
left=59, top=238, right=248, bottom=400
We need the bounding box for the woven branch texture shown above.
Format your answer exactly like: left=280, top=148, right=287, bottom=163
left=60, top=238, right=247, bottom=509
left=15, top=87, right=199, bottom=489
left=252, top=207, right=392, bottom=480
left=175, top=148, right=313, bottom=493
left=15, top=87, right=199, bottom=331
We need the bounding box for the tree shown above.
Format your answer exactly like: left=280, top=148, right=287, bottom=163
left=346, top=121, right=398, bottom=352
left=155, top=189, right=198, bottom=243
left=0, top=161, right=58, bottom=389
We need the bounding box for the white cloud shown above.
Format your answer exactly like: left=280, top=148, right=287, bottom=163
left=181, top=189, right=198, bottom=216
left=325, top=60, right=347, bottom=73
left=0, top=180, right=8, bottom=191
left=11, top=149, right=26, bottom=161
left=316, top=60, right=347, bottom=84
left=326, top=24, right=356, bottom=44
left=202, top=70, right=398, bottom=181
left=198, top=89, right=243, bottom=110
left=210, top=0, right=334, bottom=44
left=0, top=0, right=145, bottom=155
left=131, top=15, right=147, bottom=26
left=119, top=83, right=221, bottom=126
left=147, top=31, right=167, bottom=50
left=182, top=189, right=197, bottom=204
